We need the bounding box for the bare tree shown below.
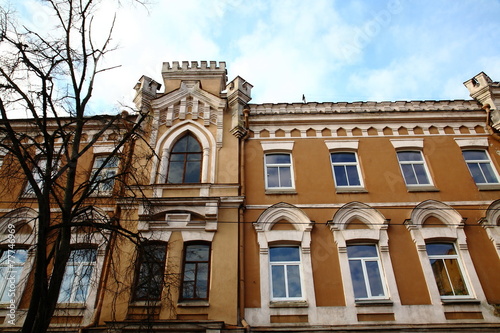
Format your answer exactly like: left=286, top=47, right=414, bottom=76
left=0, top=1, right=156, bottom=332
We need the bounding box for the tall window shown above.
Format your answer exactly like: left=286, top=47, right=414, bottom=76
left=347, top=244, right=386, bottom=300
left=58, top=248, right=97, bottom=303
left=265, top=153, right=294, bottom=189
left=426, top=243, right=470, bottom=298
left=91, top=155, right=119, bottom=194
left=396, top=151, right=431, bottom=185
left=167, top=134, right=202, bottom=184
left=24, top=158, right=47, bottom=195
left=0, top=248, right=28, bottom=302
left=181, top=243, right=210, bottom=300
left=462, top=150, right=499, bottom=184
left=133, top=242, right=167, bottom=301
left=269, top=246, right=303, bottom=300
left=331, top=152, right=362, bottom=188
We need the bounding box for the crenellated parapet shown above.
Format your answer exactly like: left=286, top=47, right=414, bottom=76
left=161, top=61, right=227, bottom=97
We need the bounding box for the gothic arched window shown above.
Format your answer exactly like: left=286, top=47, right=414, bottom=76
left=167, top=134, right=202, bottom=184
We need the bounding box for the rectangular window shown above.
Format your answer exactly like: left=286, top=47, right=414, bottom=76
left=133, top=242, right=167, bottom=301
left=91, top=155, right=119, bottom=194
left=181, top=243, right=211, bottom=301
left=426, top=243, right=470, bottom=298
left=347, top=245, right=386, bottom=300
left=0, top=248, right=28, bottom=302
left=269, top=246, right=303, bottom=300
left=462, top=150, right=499, bottom=184
left=24, top=158, right=47, bottom=195
left=331, top=152, right=362, bottom=188
left=58, top=248, right=97, bottom=303
left=397, top=151, right=431, bottom=186
left=265, top=153, right=294, bottom=189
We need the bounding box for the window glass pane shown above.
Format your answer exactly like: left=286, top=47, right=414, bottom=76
left=426, top=243, right=456, bottom=256
left=348, top=259, right=368, bottom=299
left=186, top=244, right=210, bottom=261
left=170, top=154, right=185, bottom=162
left=185, top=161, right=201, bottom=183
left=467, top=163, right=486, bottom=183
left=74, top=266, right=93, bottom=302
left=430, top=258, right=453, bottom=296
left=196, top=263, right=209, bottom=298
left=333, top=166, right=348, bottom=186
left=401, top=164, right=418, bottom=184
left=279, top=167, right=292, bottom=187
left=172, top=136, right=189, bottom=152
left=58, top=265, right=75, bottom=302
left=479, top=163, right=498, bottom=183
left=187, top=153, right=202, bottom=161
left=270, top=247, right=300, bottom=262
left=398, top=151, right=422, bottom=161
left=0, top=249, right=28, bottom=302
left=266, top=154, right=290, bottom=164
left=413, top=164, right=430, bottom=184
left=271, top=265, right=286, bottom=298
left=463, top=150, right=488, bottom=161
left=347, top=245, right=378, bottom=258
left=366, top=261, right=385, bottom=297
left=444, top=259, right=469, bottom=296
left=186, top=135, right=202, bottom=152
left=346, top=165, right=361, bottom=185
left=167, top=161, right=184, bottom=183
left=266, top=167, right=279, bottom=187
left=286, top=265, right=302, bottom=297
left=331, top=152, right=356, bottom=163
left=182, top=281, right=195, bottom=299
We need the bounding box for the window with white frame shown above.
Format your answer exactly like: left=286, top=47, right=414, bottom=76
left=91, top=155, right=119, bottom=194
left=426, top=243, right=470, bottom=298
left=347, top=244, right=387, bottom=300
left=264, top=153, right=294, bottom=189
left=269, top=246, right=303, bottom=300
left=0, top=248, right=28, bottom=303
left=58, top=248, right=97, bottom=303
left=331, top=152, right=362, bottom=188
left=462, top=150, right=499, bottom=185
left=396, top=151, right=432, bottom=186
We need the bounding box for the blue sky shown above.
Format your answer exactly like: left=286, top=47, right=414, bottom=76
left=10, top=0, right=500, bottom=113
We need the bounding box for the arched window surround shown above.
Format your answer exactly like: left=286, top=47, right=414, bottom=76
left=329, top=202, right=400, bottom=309
left=406, top=200, right=488, bottom=309
left=151, top=121, right=215, bottom=185
left=252, top=203, right=316, bottom=322
left=479, top=199, right=500, bottom=258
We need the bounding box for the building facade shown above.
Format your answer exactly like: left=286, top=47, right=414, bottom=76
left=0, top=62, right=499, bottom=332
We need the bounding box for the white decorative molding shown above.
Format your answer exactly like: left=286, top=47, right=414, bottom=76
left=454, top=137, right=489, bottom=148
left=260, top=141, right=294, bottom=152
left=324, top=139, right=359, bottom=150
left=390, top=138, right=424, bottom=150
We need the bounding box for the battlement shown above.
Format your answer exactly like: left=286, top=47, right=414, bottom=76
left=162, top=61, right=226, bottom=72
left=161, top=61, right=227, bottom=96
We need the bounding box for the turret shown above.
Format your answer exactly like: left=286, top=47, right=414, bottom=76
left=464, top=72, right=500, bottom=131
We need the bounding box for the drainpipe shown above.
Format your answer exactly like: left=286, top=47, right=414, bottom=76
left=238, top=108, right=251, bottom=331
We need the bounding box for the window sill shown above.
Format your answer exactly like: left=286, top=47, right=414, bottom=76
left=441, top=298, right=480, bottom=305
left=177, top=300, right=209, bottom=307
left=269, top=300, right=308, bottom=308
left=406, top=185, right=439, bottom=192
left=355, top=299, right=393, bottom=307
left=129, top=300, right=161, bottom=307
left=476, top=183, right=500, bottom=191
left=265, top=189, right=297, bottom=195
left=335, top=187, right=368, bottom=194
left=55, top=303, right=87, bottom=310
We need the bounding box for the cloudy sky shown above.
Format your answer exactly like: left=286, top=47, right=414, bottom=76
left=10, top=0, right=500, bottom=113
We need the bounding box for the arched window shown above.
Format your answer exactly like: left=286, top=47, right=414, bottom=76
left=167, top=134, right=202, bottom=184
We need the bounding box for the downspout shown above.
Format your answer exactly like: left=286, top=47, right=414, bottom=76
left=483, top=104, right=500, bottom=142
left=238, top=108, right=251, bottom=332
